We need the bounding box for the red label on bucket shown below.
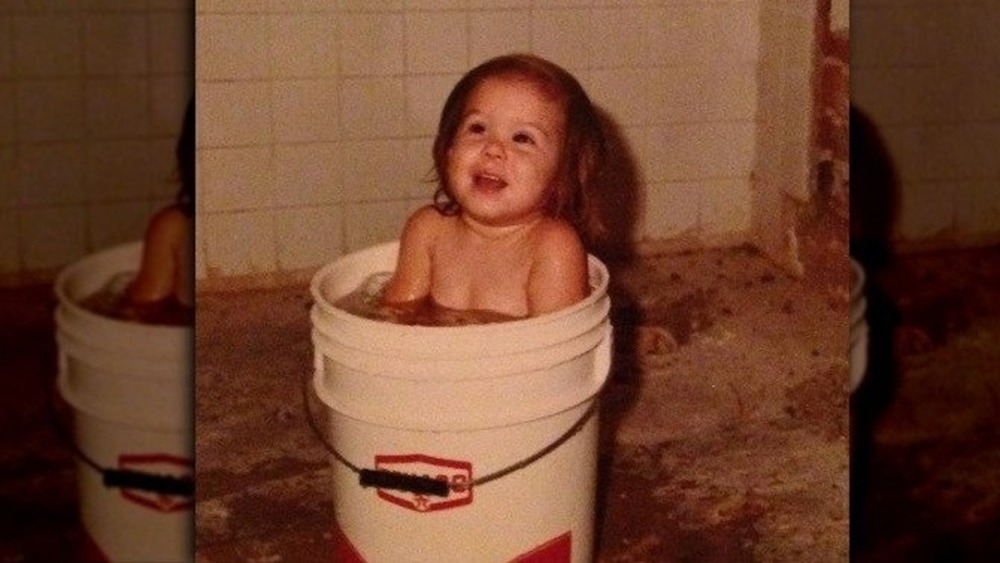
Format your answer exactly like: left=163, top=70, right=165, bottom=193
left=373, top=453, right=473, bottom=512
left=118, top=454, right=192, bottom=512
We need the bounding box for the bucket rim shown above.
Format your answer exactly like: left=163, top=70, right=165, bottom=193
left=309, top=241, right=611, bottom=336
left=54, top=241, right=190, bottom=336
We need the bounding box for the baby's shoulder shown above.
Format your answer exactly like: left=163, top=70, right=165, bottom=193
left=532, top=218, right=584, bottom=251
left=147, top=205, right=191, bottom=236
left=401, top=205, right=451, bottom=244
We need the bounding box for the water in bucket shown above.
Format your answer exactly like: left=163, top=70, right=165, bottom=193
left=334, top=271, right=522, bottom=326
left=78, top=271, right=193, bottom=327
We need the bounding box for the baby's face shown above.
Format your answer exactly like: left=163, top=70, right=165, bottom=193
left=446, top=76, right=566, bottom=228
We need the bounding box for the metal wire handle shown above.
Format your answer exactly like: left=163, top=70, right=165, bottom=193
left=302, top=373, right=598, bottom=497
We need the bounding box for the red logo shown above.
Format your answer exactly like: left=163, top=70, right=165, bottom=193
left=373, top=454, right=473, bottom=512
left=118, top=453, right=193, bottom=512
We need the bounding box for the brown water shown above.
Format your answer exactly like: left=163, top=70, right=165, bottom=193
left=78, top=272, right=193, bottom=327
left=333, top=272, right=521, bottom=326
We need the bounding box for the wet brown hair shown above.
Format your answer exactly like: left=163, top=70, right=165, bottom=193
left=431, top=53, right=607, bottom=242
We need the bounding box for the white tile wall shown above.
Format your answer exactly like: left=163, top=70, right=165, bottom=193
left=1, top=0, right=193, bottom=283
left=853, top=0, right=1000, bottom=247
left=196, top=1, right=818, bottom=280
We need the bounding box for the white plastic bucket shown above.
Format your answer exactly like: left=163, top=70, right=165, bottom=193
left=849, top=258, right=868, bottom=392
left=54, top=241, right=193, bottom=562
left=310, top=241, right=612, bottom=563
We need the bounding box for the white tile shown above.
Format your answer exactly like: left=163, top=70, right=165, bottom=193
left=17, top=143, right=88, bottom=206
left=0, top=82, right=13, bottom=145
left=340, top=139, right=412, bottom=202
left=587, top=68, right=649, bottom=127
left=643, top=65, right=701, bottom=125
left=267, top=0, right=341, bottom=12
left=88, top=200, right=150, bottom=250
left=271, top=12, right=339, bottom=78
left=641, top=181, right=699, bottom=241
left=13, top=14, right=82, bottom=77
left=406, top=73, right=459, bottom=136
left=194, top=203, right=207, bottom=280
left=701, top=179, right=752, bottom=237
left=339, top=0, right=403, bottom=10
left=0, top=149, right=17, bottom=208
left=531, top=9, right=591, bottom=71
left=0, top=208, right=18, bottom=274
left=405, top=0, right=465, bottom=9
left=0, top=17, right=12, bottom=78
left=340, top=77, right=407, bottom=139
left=590, top=7, right=646, bottom=68
left=469, top=10, right=532, bottom=64
left=83, top=0, right=146, bottom=12
left=150, top=0, right=192, bottom=11
left=275, top=205, right=343, bottom=270
left=700, top=4, right=759, bottom=65
left=148, top=137, right=183, bottom=200
left=149, top=10, right=193, bottom=74
left=339, top=12, right=405, bottom=76
left=956, top=70, right=1000, bottom=122
left=198, top=81, right=272, bottom=147
left=196, top=14, right=270, bottom=80
left=201, top=146, right=274, bottom=211
left=16, top=79, right=85, bottom=142
left=406, top=136, right=437, bottom=199
left=642, top=123, right=701, bottom=182
left=343, top=199, right=411, bottom=253
left=85, top=78, right=149, bottom=139
left=645, top=5, right=705, bottom=67
left=197, top=0, right=269, bottom=14
left=21, top=205, right=87, bottom=271
left=405, top=11, right=468, bottom=74
left=955, top=179, right=1000, bottom=240
left=466, top=0, right=531, bottom=9
left=86, top=140, right=155, bottom=202
left=84, top=13, right=147, bottom=76
left=200, top=210, right=278, bottom=277
left=897, top=180, right=955, bottom=242
left=149, top=75, right=191, bottom=137
left=699, top=121, right=756, bottom=179
left=274, top=143, right=345, bottom=206
left=272, top=78, right=340, bottom=143
left=696, top=65, right=757, bottom=122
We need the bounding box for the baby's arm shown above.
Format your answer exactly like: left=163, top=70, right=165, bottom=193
left=527, top=221, right=589, bottom=316
left=128, top=206, right=187, bottom=303
left=382, top=206, right=439, bottom=305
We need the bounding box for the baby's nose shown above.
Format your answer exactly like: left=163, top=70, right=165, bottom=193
left=483, top=138, right=504, bottom=158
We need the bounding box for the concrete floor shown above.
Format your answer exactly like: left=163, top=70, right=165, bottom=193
left=0, top=285, right=103, bottom=562
left=852, top=245, right=1000, bottom=562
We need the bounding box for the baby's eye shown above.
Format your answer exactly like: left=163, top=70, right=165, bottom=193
left=465, top=122, right=486, bottom=135
left=512, top=132, right=534, bottom=145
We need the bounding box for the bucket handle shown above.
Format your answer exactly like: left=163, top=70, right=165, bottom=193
left=49, top=369, right=194, bottom=498
left=302, top=370, right=600, bottom=499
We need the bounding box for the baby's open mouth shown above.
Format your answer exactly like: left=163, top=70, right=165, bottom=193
left=474, top=173, right=507, bottom=192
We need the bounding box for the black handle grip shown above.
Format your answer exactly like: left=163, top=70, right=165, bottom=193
left=103, top=469, right=194, bottom=496
left=359, top=469, right=450, bottom=497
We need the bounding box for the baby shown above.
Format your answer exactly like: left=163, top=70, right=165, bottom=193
left=382, top=54, right=607, bottom=320
left=125, top=98, right=194, bottom=323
